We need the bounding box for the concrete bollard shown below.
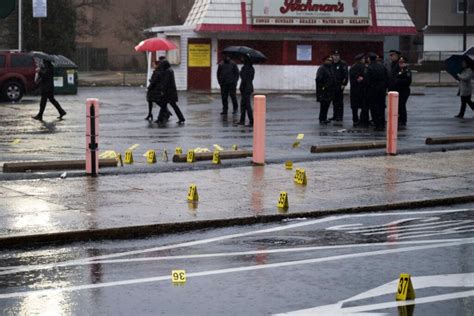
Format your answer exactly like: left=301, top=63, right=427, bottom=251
left=386, top=92, right=399, bottom=156
left=253, top=95, right=266, bottom=165
left=86, top=98, right=100, bottom=176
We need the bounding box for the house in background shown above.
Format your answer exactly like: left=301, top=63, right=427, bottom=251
left=424, top=0, right=474, bottom=58
left=146, top=0, right=416, bottom=92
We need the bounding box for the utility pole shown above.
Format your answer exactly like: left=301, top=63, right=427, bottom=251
left=463, top=0, right=468, bottom=51
left=18, top=0, right=22, bottom=51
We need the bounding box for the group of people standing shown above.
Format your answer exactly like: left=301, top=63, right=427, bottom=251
left=217, top=55, right=255, bottom=126
left=316, top=49, right=412, bottom=131
left=146, top=57, right=185, bottom=125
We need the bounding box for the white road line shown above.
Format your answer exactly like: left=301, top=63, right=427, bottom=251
left=328, top=218, right=423, bottom=232
left=1, top=238, right=473, bottom=300
left=1, top=208, right=472, bottom=276
left=362, top=220, right=473, bottom=236
left=396, top=227, right=474, bottom=240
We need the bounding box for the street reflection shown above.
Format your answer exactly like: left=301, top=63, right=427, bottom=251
left=250, top=166, right=265, bottom=215
left=12, top=199, right=55, bottom=231
left=398, top=304, right=415, bottom=316
left=14, top=287, right=73, bottom=315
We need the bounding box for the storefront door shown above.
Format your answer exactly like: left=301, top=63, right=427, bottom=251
left=187, top=38, right=212, bottom=90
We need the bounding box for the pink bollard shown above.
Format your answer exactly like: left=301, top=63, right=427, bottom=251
left=386, top=92, right=399, bottom=155
left=86, top=98, right=100, bottom=176
left=253, top=95, right=266, bottom=165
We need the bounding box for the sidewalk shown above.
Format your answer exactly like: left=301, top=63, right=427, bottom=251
left=1, top=150, right=472, bottom=246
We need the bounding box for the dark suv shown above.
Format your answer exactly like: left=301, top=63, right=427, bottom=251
left=0, top=51, right=37, bottom=102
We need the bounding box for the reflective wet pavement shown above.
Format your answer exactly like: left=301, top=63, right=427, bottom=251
left=0, top=87, right=473, bottom=165
left=0, top=206, right=472, bottom=315
left=0, top=150, right=472, bottom=238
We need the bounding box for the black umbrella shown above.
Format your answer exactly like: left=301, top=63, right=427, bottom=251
left=445, top=54, right=473, bottom=80
left=222, top=46, right=267, bottom=63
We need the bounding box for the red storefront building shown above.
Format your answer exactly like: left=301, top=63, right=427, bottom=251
left=146, top=0, right=416, bottom=91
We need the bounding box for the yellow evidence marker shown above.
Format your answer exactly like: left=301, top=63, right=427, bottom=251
left=100, top=150, right=117, bottom=159
left=12, top=139, right=21, bottom=145
left=187, top=184, right=199, bottom=202
left=145, top=150, right=157, bottom=164
left=116, top=153, right=124, bottom=167
left=187, top=149, right=196, bottom=163
left=171, top=270, right=186, bottom=284
left=212, top=150, right=221, bottom=164
left=175, top=147, right=183, bottom=155
left=127, top=144, right=140, bottom=151
left=124, top=150, right=134, bottom=164
left=292, top=133, right=305, bottom=148
left=277, top=192, right=289, bottom=209
left=294, top=168, right=307, bottom=185
left=232, top=144, right=238, bottom=151
left=285, top=161, right=293, bottom=170
left=213, top=144, right=224, bottom=151
left=396, top=273, right=416, bottom=301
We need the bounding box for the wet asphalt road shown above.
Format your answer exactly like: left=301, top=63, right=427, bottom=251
left=0, top=205, right=473, bottom=315
left=0, top=87, right=473, bottom=165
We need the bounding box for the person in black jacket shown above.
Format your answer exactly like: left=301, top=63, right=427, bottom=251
left=217, top=56, right=240, bottom=115
left=349, top=53, right=367, bottom=126
left=387, top=49, right=401, bottom=92
left=32, top=60, right=66, bottom=121
left=237, top=56, right=254, bottom=126
left=366, top=53, right=388, bottom=131
left=316, top=55, right=336, bottom=124
left=157, top=60, right=185, bottom=124
left=394, top=56, right=412, bottom=127
left=330, top=50, right=348, bottom=121
left=146, top=60, right=165, bottom=121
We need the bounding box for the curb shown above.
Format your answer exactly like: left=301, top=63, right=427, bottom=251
left=1, top=195, right=473, bottom=249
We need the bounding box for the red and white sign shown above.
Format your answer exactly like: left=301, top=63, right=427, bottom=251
left=252, top=0, right=371, bottom=26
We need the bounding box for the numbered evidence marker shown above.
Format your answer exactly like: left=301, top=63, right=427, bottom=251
left=213, top=144, right=224, bottom=151
left=277, top=191, right=289, bottom=209
left=285, top=161, right=293, bottom=170
left=294, top=168, right=307, bottom=185
left=232, top=144, right=238, bottom=151
left=171, top=270, right=187, bottom=284
left=187, top=184, right=199, bottom=202
left=175, top=147, right=183, bottom=155
left=396, top=273, right=416, bottom=301
left=292, top=133, right=305, bottom=148
left=187, top=149, right=196, bottom=163
left=144, top=150, right=157, bottom=164
left=124, top=150, right=134, bottom=164
left=212, top=150, right=221, bottom=164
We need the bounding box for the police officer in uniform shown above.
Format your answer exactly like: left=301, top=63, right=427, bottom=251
left=387, top=49, right=401, bottom=92
left=349, top=53, right=367, bottom=126
left=394, top=56, right=412, bottom=127
left=316, top=55, right=336, bottom=124
left=330, top=50, right=348, bottom=121
left=366, top=53, right=388, bottom=131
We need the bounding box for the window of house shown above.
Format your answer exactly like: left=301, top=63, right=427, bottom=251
left=457, top=0, right=467, bottom=13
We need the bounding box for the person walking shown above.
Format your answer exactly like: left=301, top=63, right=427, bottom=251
left=237, top=56, right=254, bottom=126
left=366, top=53, right=388, bottom=131
left=146, top=60, right=161, bottom=121
left=316, top=55, right=336, bottom=125
left=217, top=56, right=239, bottom=115
left=349, top=53, right=367, bottom=126
left=158, top=60, right=185, bottom=124
left=454, top=56, right=474, bottom=119
left=32, top=60, right=66, bottom=121
left=330, top=50, right=348, bottom=121
left=394, top=56, right=412, bottom=126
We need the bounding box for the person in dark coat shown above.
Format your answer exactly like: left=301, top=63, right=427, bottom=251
left=237, top=56, right=254, bottom=126
left=217, top=55, right=240, bottom=115
left=158, top=60, right=185, bottom=124
left=387, top=50, right=401, bottom=92
left=394, top=56, right=412, bottom=126
left=366, top=53, right=388, bottom=131
left=32, top=60, right=66, bottom=121
left=316, top=55, right=336, bottom=124
left=146, top=60, right=163, bottom=121
left=455, top=56, right=474, bottom=118
left=349, top=53, right=367, bottom=126
left=330, top=50, right=348, bottom=121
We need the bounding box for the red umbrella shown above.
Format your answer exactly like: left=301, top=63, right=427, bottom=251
left=134, top=38, right=177, bottom=52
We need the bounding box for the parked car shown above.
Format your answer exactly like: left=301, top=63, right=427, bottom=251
left=0, top=51, right=37, bottom=102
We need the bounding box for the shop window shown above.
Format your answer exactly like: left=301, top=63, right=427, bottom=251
left=167, top=36, right=181, bottom=65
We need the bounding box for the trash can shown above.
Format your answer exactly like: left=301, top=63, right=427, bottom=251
left=52, top=55, right=78, bottom=95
